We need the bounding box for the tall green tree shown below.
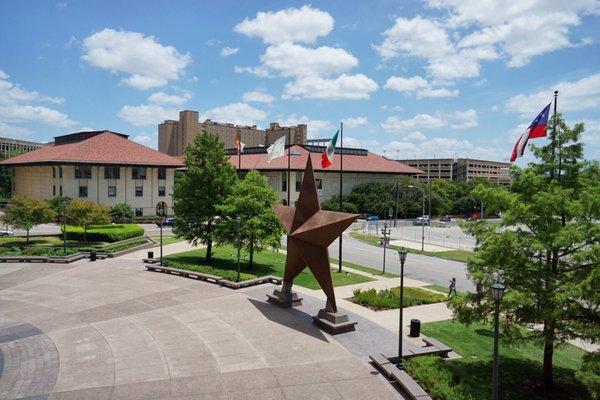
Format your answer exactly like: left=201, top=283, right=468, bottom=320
left=0, top=150, right=25, bottom=198
left=0, top=196, right=55, bottom=243
left=66, top=200, right=110, bottom=243
left=215, top=170, right=283, bottom=269
left=450, top=116, right=600, bottom=392
left=173, top=131, right=236, bottom=263
left=109, top=202, right=134, bottom=222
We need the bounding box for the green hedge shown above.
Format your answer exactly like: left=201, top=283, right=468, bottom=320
left=352, top=286, right=446, bottom=310
left=63, top=224, right=144, bottom=243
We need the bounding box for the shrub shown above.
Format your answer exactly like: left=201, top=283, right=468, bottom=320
left=110, top=203, right=134, bottom=222
left=166, top=260, right=256, bottom=282
left=63, top=224, right=144, bottom=243
left=404, top=356, right=475, bottom=400
left=102, top=238, right=148, bottom=253
left=353, top=286, right=446, bottom=310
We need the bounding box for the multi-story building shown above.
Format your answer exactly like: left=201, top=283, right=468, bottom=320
left=0, top=137, right=46, bottom=157
left=159, top=110, right=307, bottom=156
left=397, top=157, right=511, bottom=185
left=217, top=145, right=423, bottom=205
left=0, top=130, right=184, bottom=216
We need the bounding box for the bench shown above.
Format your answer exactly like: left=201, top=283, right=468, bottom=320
left=145, top=265, right=222, bottom=283
left=422, top=336, right=452, bottom=358
left=143, top=258, right=161, bottom=264
left=369, top=354, right=432, bottom=400
left=0, top=256, right=48, bottom=263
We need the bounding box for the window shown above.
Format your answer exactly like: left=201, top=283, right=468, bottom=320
left=52, top=167, right=56, bottom=178
left=135, top=185, right=143, bottom=197
left=132, top=167, right=146, bottom=180
left=59, top=166, right=62, bottom=178
left=108, top=186, right=116, bottom=197
left=74, top=165, right=92, bottom=179
left=281, top=172, right=287, bottom=192
left=104, top=166, right=120, bottom=179
left=53, top=185, right=56, bottom=196
left=158, top=186, right=166, bottom=197
left=135, top=208, right=143, bottom=217
left=158, top=167, right=166, bottom=180
left=295, top=173, right=302, bottom=192
left=59, top=186, right=63, bottom=196
left=79, top=186, right=88, bottom=197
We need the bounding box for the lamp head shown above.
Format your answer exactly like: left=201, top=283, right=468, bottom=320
left=397, top=247, right=407, bottom=262
left=491, top=282, right=506, bottom=301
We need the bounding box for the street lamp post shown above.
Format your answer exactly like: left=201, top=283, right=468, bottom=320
left=409, top=185, right=426, bottom=252
left=492, top=282, right=506, bottom=400
left=236, top=217, right=242, bottom=282
left=62, top=200, right=67, bottom=256
left=381, top=223, right=390, bottom=274
left=396, top=248, right=407, bottom=369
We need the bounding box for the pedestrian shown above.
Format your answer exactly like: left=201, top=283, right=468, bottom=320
left=448, top=277, right=457, bottom=297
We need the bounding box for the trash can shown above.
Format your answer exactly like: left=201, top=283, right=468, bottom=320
left=90, top=251, right=97, bottom=262
left=148, top=251, right=154, bottom=259
left=409, top=319, right=421, bottom=337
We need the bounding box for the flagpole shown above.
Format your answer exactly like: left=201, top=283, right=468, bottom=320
left=287, top=130, right=291, bottom=206
left=551, top=90, right=558, bottom=179
left=338, top=122, right=343, bottom=273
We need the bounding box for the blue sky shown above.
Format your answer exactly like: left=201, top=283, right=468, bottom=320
left=1, top=0, right=599, bottom=163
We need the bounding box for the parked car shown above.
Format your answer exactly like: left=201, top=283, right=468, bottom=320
left=156, top=217, right=176, bottom=227
left=440, top=215, right=451, bottom=222
left=412, top=217, right=430, bottom=226
left=366, top=215, right=380, bottom=221
left=0, top=229, right=13, bottom=236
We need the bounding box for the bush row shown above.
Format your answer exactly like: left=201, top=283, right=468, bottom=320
left=63, top=224, right=144, bottom=242
left=352, top=286, right=446, bottom=310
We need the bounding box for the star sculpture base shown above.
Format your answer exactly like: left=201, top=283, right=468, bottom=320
left=270, top=156, right=360, bottom=335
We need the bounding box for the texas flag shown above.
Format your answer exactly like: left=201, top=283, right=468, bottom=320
left=510, top=103, right=551, bottom=162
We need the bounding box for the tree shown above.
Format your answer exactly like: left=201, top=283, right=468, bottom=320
left=173, top=131, right=237, bottom=263
left=110, top=203, right=134, bottom=222
left=66, top=200, right=110, bottom=243
left=215, top=170, right=283, bottom=269
left=576, top=351, right=600, bottom=399
left=344, top=182, right=395, bottom=217
left=320, top=195, right=359, bottom=213
left=0, top=149, right=25, bottom=198
left=0, top=196, right=55, bottom=243
left=450, top=116, right=600, bottom=392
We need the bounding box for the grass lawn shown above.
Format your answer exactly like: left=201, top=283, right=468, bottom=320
left=0, top=235, right=106, bottom=247
left=349, top=232, right=474, bottom=263
left=150, top=236, right=184, bottom=246
left=423, top=283, right=459, bottom=295
left=329, top=257, right=398, bottom=278
left=0, top=234, right=149, bottom=256
left=164, top=245, right=374, bottom=289
left=404, top=319, right=589, bottom=399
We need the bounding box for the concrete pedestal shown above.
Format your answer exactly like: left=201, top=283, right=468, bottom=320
left=267, top=282, right=303, bottom=308
left=313, top=308, right=357, bottom=334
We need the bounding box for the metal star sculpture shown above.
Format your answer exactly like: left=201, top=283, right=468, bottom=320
left=273, top=156, right=359, bottom=313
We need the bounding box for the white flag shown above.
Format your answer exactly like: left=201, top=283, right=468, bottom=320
left=267, top=135, right=286, bottom=163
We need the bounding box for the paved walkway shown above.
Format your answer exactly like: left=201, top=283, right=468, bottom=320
left=0, top=259, right=402, bottom=400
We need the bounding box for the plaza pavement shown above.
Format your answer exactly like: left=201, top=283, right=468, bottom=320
left=0, top=257, right=404, bottom=400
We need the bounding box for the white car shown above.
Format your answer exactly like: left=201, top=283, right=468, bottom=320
left=0, top=229, right=13, bottom=236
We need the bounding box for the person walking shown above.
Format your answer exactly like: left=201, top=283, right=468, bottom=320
left=448, top=277, right=457, bottom=297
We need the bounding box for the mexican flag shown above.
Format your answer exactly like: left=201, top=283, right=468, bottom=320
left=321, top=129, right=339, bottom=168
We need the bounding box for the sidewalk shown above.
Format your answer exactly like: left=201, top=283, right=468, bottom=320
left=388, top=238, right=455, bottom=252
left=122, top=239, right=200, bottom=259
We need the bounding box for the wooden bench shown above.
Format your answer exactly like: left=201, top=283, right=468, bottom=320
left=145, top=265, right=223, bottom=283
left=422, top=336, right=452, bottom=358
left=369, top=354, right=432, bottom=400
left=143, top=258, right=160, bottom=264
left=0, top=256, right=48, bottom=263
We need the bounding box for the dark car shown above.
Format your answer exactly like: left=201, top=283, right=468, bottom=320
left=366, top=215, right=380, bottom=221
left=440, top=215, right=451, bottom=222
left=156, top=217, right=176, bottom=227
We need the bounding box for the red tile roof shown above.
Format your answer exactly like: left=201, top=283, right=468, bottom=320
left=224, top=145, right=423, bottom=174
left=0, top=131, right=184, bottom=167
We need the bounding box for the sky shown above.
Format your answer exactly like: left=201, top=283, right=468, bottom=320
left=0, top=0, right=599, bottom=163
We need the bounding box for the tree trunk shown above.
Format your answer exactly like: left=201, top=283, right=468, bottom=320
left=249, top=241, right=254, bottom=270
left=83, top=228, right=87, bottom=244
left=26, top=229, right=30, bottom=245
left=542, top=320, right=555, bottom=391
left=205, top=239, right=212, bottom=264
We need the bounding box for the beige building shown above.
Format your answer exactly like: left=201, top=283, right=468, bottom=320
left=0, top=137, right=46, bottom=157
left=1, top=131, right=183, bottom=216
left=397, top=157, right=511, bottom=185
left=159, top=110, right=307, bottom=156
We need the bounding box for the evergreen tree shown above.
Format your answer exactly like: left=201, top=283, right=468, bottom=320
left=173, top=132, right=236, bottom=263
left=450, top=116, right=600, bottom=392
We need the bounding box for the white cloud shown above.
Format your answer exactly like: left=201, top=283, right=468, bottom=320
left=204, top=103, right=267, bottom=126
left=506, top=73, right=600, bottom=117
left=188, top=76, right=199, bottom=83
left=0, top=72, right=64, bottom=104
left=148, top=91, right=191, bottom=106
left=582, top=119, right=600, bottom=145
left=0, top=122, right=31, bottom=138
left=279, top=114, right=333, bottom=138
left=118, top=104, right=179, bottom=126
left=404, top=131, right=427, bottom=141
left=387, top=137, right=501, bottom=160
left=384, top=75, right=458, bottom=98
left=243, top=90, right=275, bottom=104
left=82, top=29, right=191, bottom=90
left=381, top=109, right=477, bottom=132
left=234, top=5, right=334, bottom=44
left=283, top=74, right=379, bottom=100
left=220, top=47, right=239, bottom=57
left=342, top=117, right=368, bottom=129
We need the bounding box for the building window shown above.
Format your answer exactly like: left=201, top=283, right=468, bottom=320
left=135, top=208, right=143, bottom=217
left=74, top=165, right=92, bottom=179
left=53, top=185, right=56, bottom=196
left=281, top=172, right=287, bottom=192
left=295, top=173, right=302, bottom=192
left=135, top=185, right=143, bottom=197
left=59, top=186, right=63, bottom=196
left=158, top=167, right=166, bottom=180
left=158, top=186, right=165, bottom=197
left=52, top=167, right=56, bottom=178
left=79, top=186, right=88, bottom=197
left=132, top=167, right=146, bottom=180
left=108, top=186, right=117, bottom=197
left=104, top=166, right=120, bottom=179
left=59, top=166, right=62, bottom=178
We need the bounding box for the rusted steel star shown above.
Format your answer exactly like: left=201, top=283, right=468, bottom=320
left=273, top=156, right=359, bottom=313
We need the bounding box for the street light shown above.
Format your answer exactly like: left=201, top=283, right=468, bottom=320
left=381, top=223, right=391, bottom=274
left=396, top=247, right=408, bottom=369
left=236, top=217, right=242, bottom=282
left=491, top=282, right=506, bottom=400
left=408, top=185, right=426, bottom=252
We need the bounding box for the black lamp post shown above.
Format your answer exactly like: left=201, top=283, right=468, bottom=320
left=397, top=248, right=408, bottom=368
left=236, top=217, right=242, bottom=282
left=491, top=282, right=506, bottom=400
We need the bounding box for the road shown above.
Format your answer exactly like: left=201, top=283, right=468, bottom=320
left=329, top=234, right=475, bottom=292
